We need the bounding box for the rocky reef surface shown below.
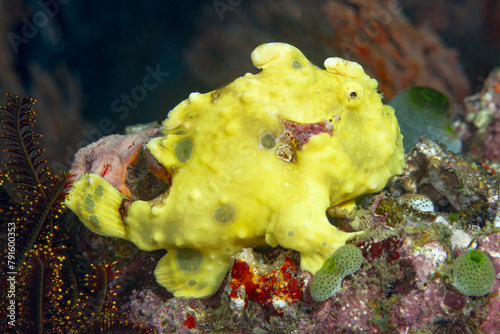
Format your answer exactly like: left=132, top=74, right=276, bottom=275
left=74, top=128, right=499, bottom=333
left=65, top=61, right=500, bottom=333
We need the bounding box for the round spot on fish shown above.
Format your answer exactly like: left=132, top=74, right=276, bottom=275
left=175, top=138, right=194, bottom=163
left=288, top=230, right=295, bottom=237
left=85, top=197, right=96, bottom=208
left=89, top=215, right=100, bottom=226
left=176, top=248, right=203, bottom=272
left=291, top=60, right=303, bottom=69
left=260, top=134, right=276, bottom=149
left=214, top=203, right=236, bottom=223
left=188, top=280, right=196, bottom=286
left=94, top=184, right=104, bottom=196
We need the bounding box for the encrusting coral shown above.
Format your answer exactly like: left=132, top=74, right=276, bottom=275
left=65, top=42, right=405, bottom=298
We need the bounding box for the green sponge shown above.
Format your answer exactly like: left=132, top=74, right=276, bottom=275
left=388, top=86, right=461, bottom=153
left=309, top=244, right=363, bottom=301
left=453, top=249, right=496, bottom=297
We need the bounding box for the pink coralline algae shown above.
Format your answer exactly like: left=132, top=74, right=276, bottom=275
left=126, top=289, right=201, bottom=334
left=390, top=281, right=451, bottom=329
left=310, top=283, right=377, bottom=332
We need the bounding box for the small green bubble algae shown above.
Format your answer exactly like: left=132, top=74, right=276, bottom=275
left=468, top=249, right=485, bottom=264
left=449, top=212, right=458, bottom=222
left=320, top=258, right=337, bottom=273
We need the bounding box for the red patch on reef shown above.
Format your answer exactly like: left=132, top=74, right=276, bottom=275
left=479, top=160, right=497, bottom=176
left=280, top=119, right=333, bottom=150
left=183, top=314, right=196, bottom=329
left=228, top=257, right=304, bottom=315
left=494, top=81, right=500, bottom=94
left=358, top=236, right=402, bottom=262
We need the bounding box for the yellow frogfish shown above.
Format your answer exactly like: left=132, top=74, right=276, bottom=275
left=66, top=42, right=405, bottom=298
